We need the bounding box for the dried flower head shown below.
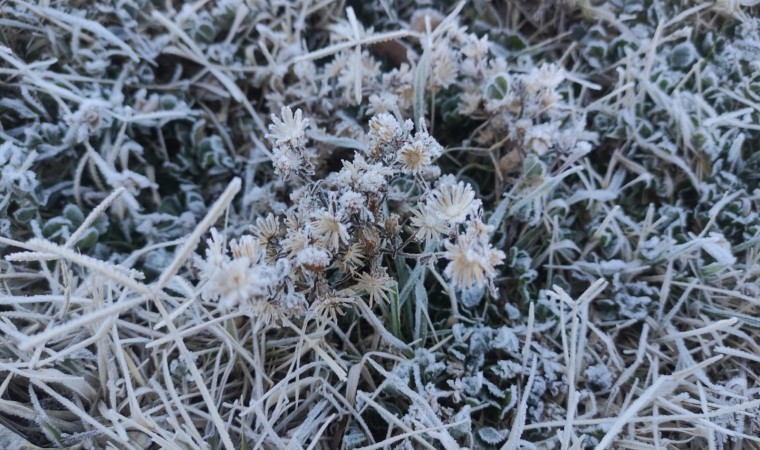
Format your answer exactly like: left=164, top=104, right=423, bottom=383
left=266, top=106, right=310, bottom=147
left=429, top=181, right=481, bottom=226
left=353, top=268, right=396, bottom=306
left=252, top=214, right=281, bottom=245
left=337, top=242, right=366, bottom=273
left=297, top=246, right=332, bottom=272
left=310, top=289, right=357, bottom=322
left=398, top=140, right=432, bottom=174
left=229, top=235, right=261, bottom=262
left=201, top=257, right=278, bottom=311
left=410, top=204, right=447, bottom=242
left=312, top=208, right=350, bottom=251
left=443, top=220, right=505, bottom=293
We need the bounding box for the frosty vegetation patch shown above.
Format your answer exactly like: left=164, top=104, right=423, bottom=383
left=0, top=0, right=759, bottom=449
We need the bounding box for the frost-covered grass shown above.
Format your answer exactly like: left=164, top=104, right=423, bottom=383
left=1, top=0, right=760, bottom=449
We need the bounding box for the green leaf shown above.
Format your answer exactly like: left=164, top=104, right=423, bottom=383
left=193, top=19, right=216, bottom=44
left=389, top=282, right=402, bottom=341
left=502, top=33, right=527, bottom=51
left=414, top=278, right=429, bottom=344
left=43, top=216, right=72, bottom=239
left=413, top=46, right=431, bottom=129
left=479, top=426, right=508, bottom=445
left=75, top=228, right=99, bottom=250
left=13, top=205, right=37, bottom=223
left=669, top=42, right=696, bottom=69
left=63, top=204, right=84, bottom=226
left=485, top=73, right=510, bottom=101
left=522, top=154, right=546, bottom=182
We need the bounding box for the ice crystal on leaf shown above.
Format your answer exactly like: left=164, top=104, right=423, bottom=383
left=0, top=142, right=38, bottom=196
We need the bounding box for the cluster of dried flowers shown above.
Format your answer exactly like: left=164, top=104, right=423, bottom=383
left=198, top=106, right=504, bottom=327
